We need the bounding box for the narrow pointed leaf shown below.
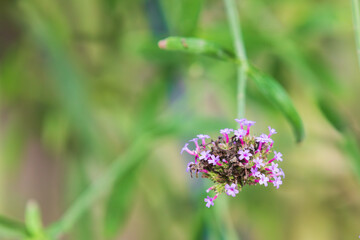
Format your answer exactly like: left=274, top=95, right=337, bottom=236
left=158, top=37, right=235, bottom=61
left=248, top=66, right=305, bottom=142
left=25, top=201, right=45, bottom=238
left=317, top=95, right=347, bottom=133
left=343, top=132, right=360, bottom=180
left=0, top=215, right=29, bottom=238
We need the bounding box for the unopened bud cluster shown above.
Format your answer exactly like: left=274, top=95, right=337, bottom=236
left=181, top=119, right=284, bottom=208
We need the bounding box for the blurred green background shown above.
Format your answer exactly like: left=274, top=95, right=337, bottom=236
left=1, top=0, right=360, bottom=239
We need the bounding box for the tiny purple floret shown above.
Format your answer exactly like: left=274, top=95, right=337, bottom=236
left=220, top=128, right=233, bottom=135
left=225, top=183, right=239, bottom=197
left=189, top=138, right=200, bottom=152
left=268, top=126, right=277, bottom=137
left=206, top=186, right=214, bottom=193
left=250, top=167, right=261, bottom=177
left=197, top=134, right=210, bottom=146
left=269, top=162, right=279, bottom=174
left=274, top=151, right=283, bottom=162
left=256, top=134, right=273, bottom=153
left=238, top=149, right=253, bottom=161
left=181, top=143, right=196, bottom=156
left=204, top=196, right=214, bottom=208
left=208, top=155, right=220, bottom=165
left=253, top=158, right=265, bottom=168
left=220, top=128, right=233, bottom=143
left=273, top=176, right=282, bottom=189
left=235, top=118, right=247, bottom=127
left=199, top=150, right=211, bottom=160
left=234, top=129, right=246, bottom=139
left=244, top=120, right=256, bottom=127
left=256, top=134, right=273, bottom=143
left=244, top=120, right=256, bottom=135
left=259, top=174, right=269, bottom=187
left=278, top=168, right=285, bottom=178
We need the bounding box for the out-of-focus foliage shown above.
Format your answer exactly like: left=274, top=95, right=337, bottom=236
left=0, top=0, right=360, bottom=239
left=159, top=36, right=304, bottom=142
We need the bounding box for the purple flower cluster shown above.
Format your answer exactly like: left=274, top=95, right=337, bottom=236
left=181, top=119, right=285, bottom=208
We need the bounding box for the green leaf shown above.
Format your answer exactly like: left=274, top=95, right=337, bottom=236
left=158, top=37, right=235, bottom=61
left=317, top=95, right=346, bottom=133
left=248, top=66, right=305, bottom=142
left=159, top=36, right=304, bottom=142
left=25, top=201, right=46, bottom=239
left=0, top=215, right=29, bottom=239
left=343, top=133, right=360, bottom=180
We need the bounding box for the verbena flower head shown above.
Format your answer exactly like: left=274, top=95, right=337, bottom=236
left=182, top=119, right=284, bottom=208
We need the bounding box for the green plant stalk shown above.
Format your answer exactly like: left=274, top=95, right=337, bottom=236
left=214, top=198, right=239, bottom=240
left=352, top=0, right=360, bottom=70
left=211, top=0, right=249, bottom=239
left=224, top=0, right=249, bottom=119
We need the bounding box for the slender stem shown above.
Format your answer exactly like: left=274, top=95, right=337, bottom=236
left=215, top=198, right=239, bottom=240
left=352, top=0, right=360, bottom=70
left=211, top=1, right=248, bottom=239
left=224, top=0, right=249, bottom=119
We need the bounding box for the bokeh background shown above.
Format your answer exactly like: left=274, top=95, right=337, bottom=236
left=1, top=0, right=360, bottom=239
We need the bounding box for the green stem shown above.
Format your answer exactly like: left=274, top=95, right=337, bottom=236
left=352, top=0, right=360, bottom=70
left=224, top=0, right=249, bottom=119
left=214, top=198, right=239, bottom=240
left=210, top=1, right=248, bottom=239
